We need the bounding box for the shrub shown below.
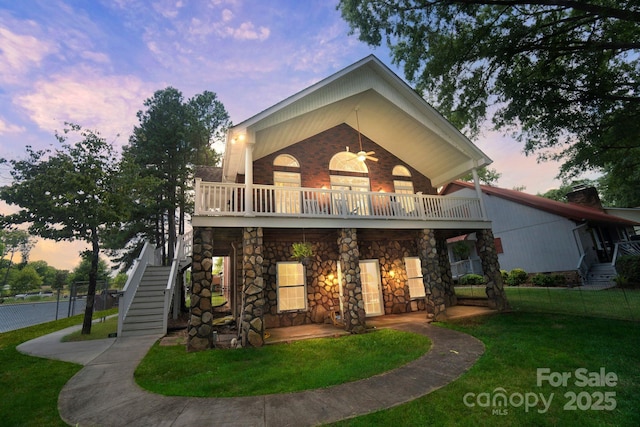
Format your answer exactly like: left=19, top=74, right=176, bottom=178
left=531, top=274, right=553, bottom=287
left=616, top=255, right=640, bottom=284
left=552, top=274, right=566, bottom=286
left=501, top=270, right=509, bottom=282
left=459, top=274, right=485, bottom=286
left=531, top=273, right=567, bottom=287
left=506, top=268, right=528, bottom=286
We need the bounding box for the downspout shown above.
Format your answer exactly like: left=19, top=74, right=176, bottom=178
left=472, top=168, right=489, bottom=220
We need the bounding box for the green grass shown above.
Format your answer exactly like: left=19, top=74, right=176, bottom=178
left=456, top=286, right=639, bottom=321
left=0, top=308, right=118, bottom=427
left=135, top=328, right=431, bottom=397
left=61, top=314, right=118, bottom=342
left=330, top=313, right=640, bottom=427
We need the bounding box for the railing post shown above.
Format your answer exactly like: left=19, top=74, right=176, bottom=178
left=244, top=140, right=254, bottom=216
left=472, top=168, right=489, bottom=220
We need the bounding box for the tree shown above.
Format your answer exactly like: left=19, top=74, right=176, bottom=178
left=112, top=272, right=128, bottom=290
left=339, top=1, right=640, bottom=205
left=53, top=270, right=68, bottom=292
left=0, top=229, right=34, bottom=290
left=460, top=166, right=501, bottom=186
left=121, top=88, right=229, bottom=266
left=69, top=254, right=111, bottom=286
left=538, top=179, right=597, bottom=202
left=0, top=124, right=123, bottom=334
left=10, top=265, right=42, bottom=294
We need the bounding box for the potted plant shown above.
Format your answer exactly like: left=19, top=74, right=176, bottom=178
left=291, top=242, right=313, bottom=265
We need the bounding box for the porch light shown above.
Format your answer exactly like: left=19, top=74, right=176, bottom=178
left=232, top=133, right=246, bottom=144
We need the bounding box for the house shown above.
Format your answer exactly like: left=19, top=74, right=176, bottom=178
left=441, top=181, right=639, bottom=284
left=188, top=56, right=509, bottom=351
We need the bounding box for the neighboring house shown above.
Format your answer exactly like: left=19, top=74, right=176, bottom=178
left=188, top=55, right=509, bottom=350
left=441, top=181, right=639, bottom=284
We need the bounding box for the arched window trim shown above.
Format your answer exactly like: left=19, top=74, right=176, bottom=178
left=392, top=165, right=411, bottom=177
left=329, top=151, right=368, bottom=173
left=274, top=154, right=300, bottom=168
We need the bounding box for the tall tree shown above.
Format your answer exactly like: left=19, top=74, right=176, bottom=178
left=0, top=124, right=123, bottom=334
left=339, top=1, right=640, bottom=205
left=122, top=87, right=229, bottom=266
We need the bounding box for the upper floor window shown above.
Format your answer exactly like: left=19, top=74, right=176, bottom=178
left=329, top=151, right=368, bottom=173
left=392, top=165, right=411, bottom=177
left=274, top=154, right=300, bottom=167
left=393, top=165, right=414, bottom=195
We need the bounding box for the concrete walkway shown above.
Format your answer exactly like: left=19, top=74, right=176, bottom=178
left=20, top=312, right=486, bottom=427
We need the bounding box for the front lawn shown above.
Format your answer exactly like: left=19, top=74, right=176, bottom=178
left=456, top=286, right=639, bottom=321
left=330, top=313, right=640, bottom=426
left=135, top=328, right=431, bottom=397
left=0, top=308, right=118, bottom=427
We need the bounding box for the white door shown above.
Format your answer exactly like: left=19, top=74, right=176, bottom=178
left=359, top=259, right=384, bottom=316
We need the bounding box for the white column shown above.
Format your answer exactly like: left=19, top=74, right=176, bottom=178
left=244, top=141, right=254, bottom=216
left=472, top=168, right=488, bottom=220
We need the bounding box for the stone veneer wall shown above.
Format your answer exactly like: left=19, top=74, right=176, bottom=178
left=262, top=239, right=341, bottom=328
left=436, top=235, right=457, bottom=307
left=476, top=228, right=510, bottom=311
left=338, top=228, right=366, bottom=333
left=359, top=239, right=421, bottom=314
left=240, top=227, right=266, bottom=347
left=417, top=229, right=447, bottom=320
left=188, top=227, right=214, bottom=351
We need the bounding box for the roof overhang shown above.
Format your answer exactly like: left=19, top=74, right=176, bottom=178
left=222, top=55, right=491, bottom=187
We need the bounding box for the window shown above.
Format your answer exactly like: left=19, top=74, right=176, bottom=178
left=404, top=257, right=426, bottom=299
left=274, top=154, right=300, bottom=167
left=277, top=262, right=307, bottom=311
left=392, top=165, right=411, bottom=177
left=329, top=151, right=368, bottom=173
left=274, top=171, right=301, bottom=213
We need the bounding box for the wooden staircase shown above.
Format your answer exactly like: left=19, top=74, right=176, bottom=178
left=583, top=263, right=617, bottom=289
left=119, top=266, right=171, bottom=337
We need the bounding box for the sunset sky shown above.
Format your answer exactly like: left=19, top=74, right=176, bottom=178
left=1, top=0, right=585, bottom=270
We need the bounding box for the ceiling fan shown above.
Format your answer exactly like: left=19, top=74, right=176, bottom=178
left=351, top=108, right=378, bottom=162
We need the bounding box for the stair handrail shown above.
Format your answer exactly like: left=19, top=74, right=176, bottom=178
left=118, top=241, right=156, bottom=337
left=576, top=254, right=589, bottom=286
left=612, top=241, right=640, bottom=266
left=163, top=233, right=187, bottom=333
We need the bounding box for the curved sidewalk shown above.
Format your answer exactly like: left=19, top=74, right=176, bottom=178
left=24, top=316, right=485, bottom=426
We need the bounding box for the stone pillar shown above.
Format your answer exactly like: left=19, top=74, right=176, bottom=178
left=338, top=228, right=366, bottom=333
left=436, top=235, right=457, bottom=307
left=188, top=227, right=214, bottom=351
left=477, top=228, right=510, bottom=311
left=417, top=229, right=446, bottom=320
left=240, top=227, right=266, bottom=347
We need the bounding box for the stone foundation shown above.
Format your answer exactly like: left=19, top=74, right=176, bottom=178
left=240, top=227, right=266, bottom=347
left=418, top=229, right=446, bottom=320
left=187, top=228, right=214, bottom=351
left=437, top=235, right=457, bottom=307
left=262, top=239, right=341, bottom=328
left=338, top=228, right=366, bottom=333
left=476, top=228, right=509, bottom=311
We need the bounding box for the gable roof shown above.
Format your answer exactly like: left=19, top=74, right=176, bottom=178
left=222, top=55, right=491, bottom=187
left=441, top=181, right=639, bottom=226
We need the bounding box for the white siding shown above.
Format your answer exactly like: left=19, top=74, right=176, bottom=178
left=455, top=188, right=582, bottom=273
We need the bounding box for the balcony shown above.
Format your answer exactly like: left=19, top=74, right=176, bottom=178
left=193, top=178, right=489, bottom=229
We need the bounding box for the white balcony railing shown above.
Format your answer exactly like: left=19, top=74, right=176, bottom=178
left=195, top=179, right=485, bottom=222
